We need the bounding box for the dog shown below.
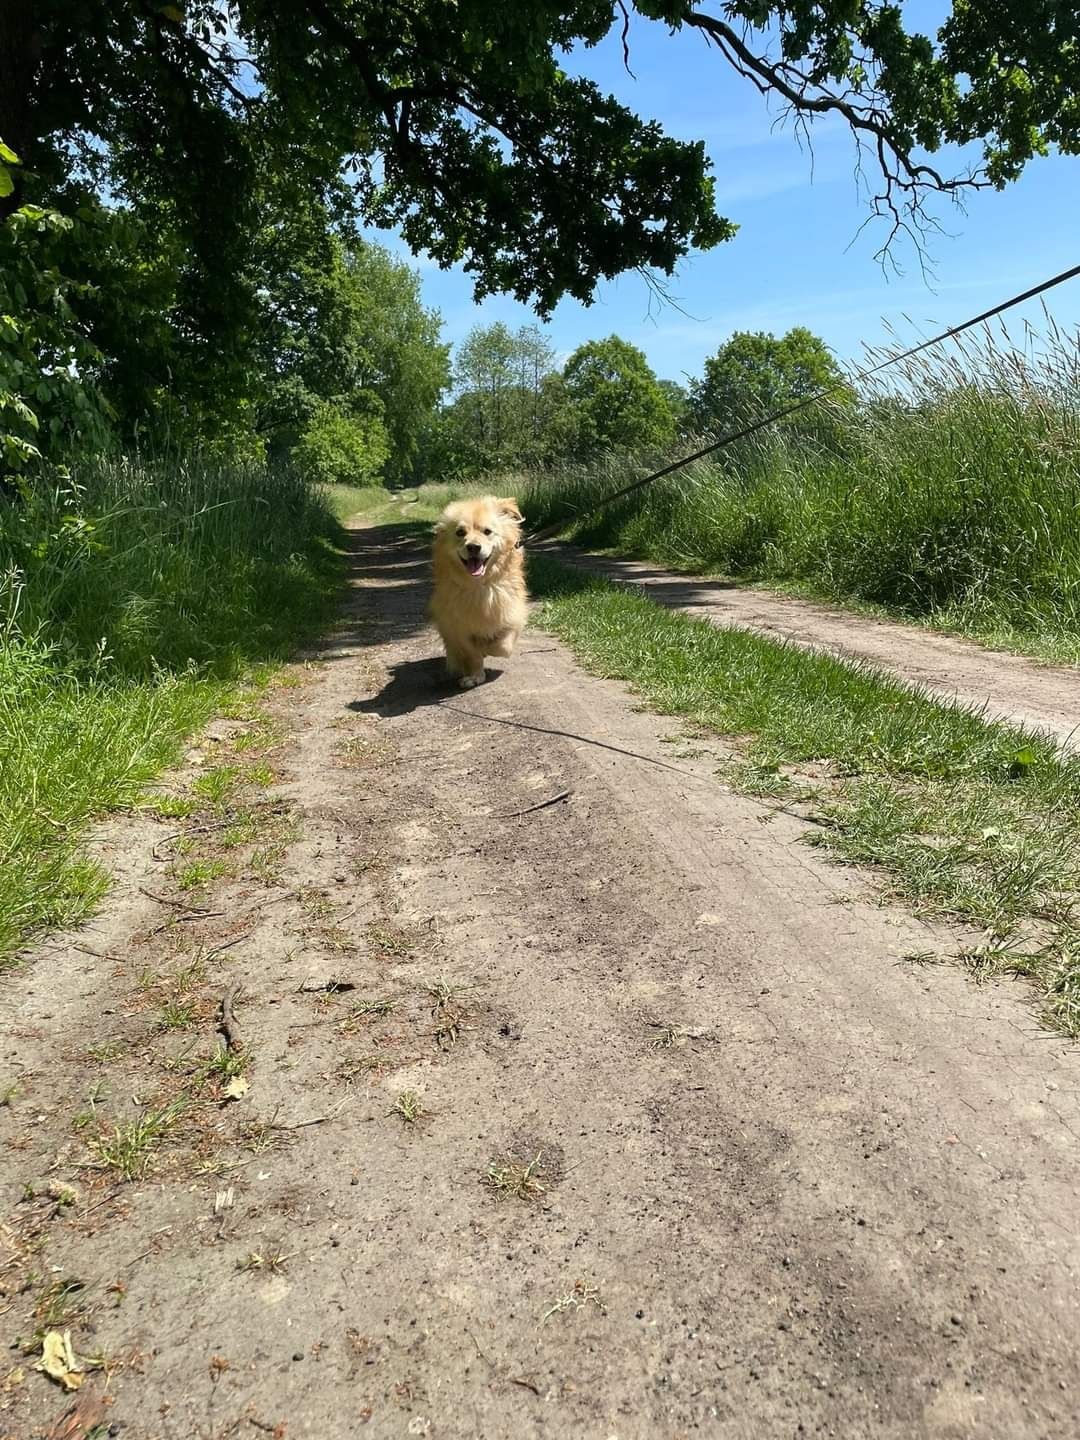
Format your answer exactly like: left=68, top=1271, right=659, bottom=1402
left=429, top=496, right=527, bottom=688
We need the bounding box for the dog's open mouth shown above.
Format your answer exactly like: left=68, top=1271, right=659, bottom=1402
left=462, top=555, right=487, bottom=577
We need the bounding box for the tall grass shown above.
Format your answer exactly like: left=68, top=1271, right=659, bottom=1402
left=523, top=320, right=1080, bottom=658
left=0, top=454, right=342, bottom=960
left=3, top=455, right=340, bottom=672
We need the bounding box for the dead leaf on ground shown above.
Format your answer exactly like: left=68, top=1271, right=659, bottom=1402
left=35, top=1330, right=84, bottom=1391
left=223, top=1075, right=250, bottom=1101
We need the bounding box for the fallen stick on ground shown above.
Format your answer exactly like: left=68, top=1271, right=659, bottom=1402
left=204, top=933, right=252, bottom=966
left=148, top=906, right=226, bottom=936
left=503, top=789, right=572, bottom=819
left=150, top=821, right=234, bottom=862
left=139, top=886, right=220, bottom=911
left=218, top=983, right=243, bottom=1052
left=268, top=1101, right=345, bottom=1131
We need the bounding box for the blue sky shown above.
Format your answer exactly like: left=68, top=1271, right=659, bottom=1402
left=366, top=4, right=1080, bottom=386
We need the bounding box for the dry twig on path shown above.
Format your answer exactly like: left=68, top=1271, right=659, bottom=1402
left=218, top=983, right=243, bottom=1052
left=502, top=789, right=572, bottom=819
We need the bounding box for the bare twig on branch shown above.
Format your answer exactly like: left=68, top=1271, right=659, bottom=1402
left=684, top=9, right=988, bottom=264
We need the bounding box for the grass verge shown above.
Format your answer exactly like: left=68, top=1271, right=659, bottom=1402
left=529, top=554, right=1080, bottom=1035
left=0, top=454, right=343, bottom=964
left=321, top=483, right=397, bottom=523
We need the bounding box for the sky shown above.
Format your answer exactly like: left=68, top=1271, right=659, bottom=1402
left=364, top=3, right=1080, bottom=386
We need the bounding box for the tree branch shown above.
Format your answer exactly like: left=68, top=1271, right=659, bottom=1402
left=683, top=8, right=990, bottom=255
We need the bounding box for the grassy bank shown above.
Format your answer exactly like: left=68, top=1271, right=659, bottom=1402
left=322, top=483, right=397, bottom=523
left=0, top=455, right=343, bottom=961
left=529, top=554, right=1080, bottom=1035
left=523, top=325, right=1080, bottom=662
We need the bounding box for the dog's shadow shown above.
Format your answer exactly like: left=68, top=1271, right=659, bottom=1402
left=350, top=656, right=504, bottom=718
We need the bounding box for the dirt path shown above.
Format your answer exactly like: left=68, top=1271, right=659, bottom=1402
left=3, top=517, right=1080, bottom=1440
left=542, top=546, right=1079, bottom=747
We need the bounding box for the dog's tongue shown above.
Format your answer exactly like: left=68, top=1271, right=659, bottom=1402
left=464, top=556, right=485, bottom=576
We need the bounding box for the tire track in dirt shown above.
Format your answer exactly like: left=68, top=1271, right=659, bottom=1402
left=2, top=518, right=1078, bottom=1439
left=542, top=545, right=1080, bottom=748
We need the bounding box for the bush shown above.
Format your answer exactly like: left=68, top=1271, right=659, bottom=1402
left=291, top=401, right=390, bottom=489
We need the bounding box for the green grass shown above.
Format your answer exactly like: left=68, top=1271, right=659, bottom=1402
left=0, top=453, right=344, bottom=965
left=192, top=766, right=244, bottom=804
left=522, top=322, right=1080, bottom=662
left=88, top=1098, right=187, bottom=1181
left=176, top=858, right=229, bottom=892
left=391, top=1089, right=426, bottom=1125
left=530, top=555, right=1080, bottom=1035
left=321, top=483, right=396, bottom=523
left=155, top=998, right=197, bottom=1031
left=404, top=481, right=489, bottom=523
left=0, top=643, right=229, bottom=952
left=484, top=1149, right=551, bottom=1201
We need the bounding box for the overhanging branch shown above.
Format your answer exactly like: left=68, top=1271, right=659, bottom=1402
left=683, top=8, right=990, bottom=255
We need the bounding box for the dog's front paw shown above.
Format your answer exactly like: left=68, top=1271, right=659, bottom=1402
left=458, top=673, right=485, bottom=689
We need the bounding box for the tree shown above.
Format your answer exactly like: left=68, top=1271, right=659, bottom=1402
left=453, top=323, right=521, bottom=468
left=255, top=217, right=449, bottom=483
left=0, top=200, right=116, bottom=480
left=0, top=152, right=448, bottom=480
left=443, top=322, right=563, bottom=473
left=688, top=328, right=852, bottom=436
left=658, top=378, right=691, bottom=436
left=562, top=337, right=676, bottom=456
left=6, top=3, right=1080, bottom=322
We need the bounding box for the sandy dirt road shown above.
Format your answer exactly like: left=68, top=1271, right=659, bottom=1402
left=2, top=517, right=1079, bottom=1440
left=543, top=546, right=1079, bottom=748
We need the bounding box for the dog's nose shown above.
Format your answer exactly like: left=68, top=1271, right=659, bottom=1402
left=466, top=542, right=481, bottom=555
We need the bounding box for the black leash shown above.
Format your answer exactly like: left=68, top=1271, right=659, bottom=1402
left=528, top=260, right=1080, bottom=543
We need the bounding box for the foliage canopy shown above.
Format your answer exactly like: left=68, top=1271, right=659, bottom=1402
left=562, top=336, right=677, bottom=455
left=7, top=2, right=1080, bottom=317
left=688, top=328, right=853, bottom=434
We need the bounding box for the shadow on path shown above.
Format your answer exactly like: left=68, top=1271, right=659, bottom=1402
left=349, top=657, right=508, bottom=717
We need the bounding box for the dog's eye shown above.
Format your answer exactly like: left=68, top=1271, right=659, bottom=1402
left=456, top=527, right=466, bottom=537
left=483, top=528, right=492, bottom=536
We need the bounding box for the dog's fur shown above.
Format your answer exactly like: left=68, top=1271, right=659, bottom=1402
left=429, top=495, right=527, bottom=688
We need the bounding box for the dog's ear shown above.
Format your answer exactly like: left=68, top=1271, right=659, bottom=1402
left=495, top=497, right=523, bottom=523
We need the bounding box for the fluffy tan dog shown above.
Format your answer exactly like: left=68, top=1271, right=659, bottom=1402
left=429, top=496, right=527, bottom=687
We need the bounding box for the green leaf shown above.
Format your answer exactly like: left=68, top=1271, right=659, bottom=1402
left=0, top=142, right=19, bottom=164
left=1009, top=745, right=1038, bottom=779
left=0, top=170, right=14, bottom=199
